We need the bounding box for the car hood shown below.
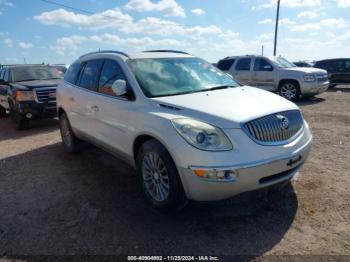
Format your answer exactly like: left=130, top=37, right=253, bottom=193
left=151, top=86, right=299, bottom=128
left=11, top=79, right=62, bottom=90
left=283, top=67, right=327, bottom=74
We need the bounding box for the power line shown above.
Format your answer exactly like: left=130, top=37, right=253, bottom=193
left=39, top=0, right=94, bottom=14
left=39, top=0, right=258, bottom=28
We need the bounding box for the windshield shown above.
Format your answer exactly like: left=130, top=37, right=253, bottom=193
left=269, top=56, right=296, bottom=68
left=11, top=66, right=63, bottom=82
left=127, top=57, right=238, bottom=98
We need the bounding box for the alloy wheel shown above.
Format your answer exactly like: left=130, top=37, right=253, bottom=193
left=142, top=152, right=170, bottom=202
left=280, top=83, right=297, bottom=100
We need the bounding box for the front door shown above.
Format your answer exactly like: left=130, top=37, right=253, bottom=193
left=84, top=59, right=135, bottom=158
left=251, top=57, right=276, bottom=91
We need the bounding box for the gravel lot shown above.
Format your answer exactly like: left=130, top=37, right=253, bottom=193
left=0, top=87, right=349, bottom=261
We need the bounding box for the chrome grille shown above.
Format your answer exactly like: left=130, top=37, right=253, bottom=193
left=316, top=74, right=328, bottom=82
left=243, top=110, right=303, bottom=145
left=34, top=87, right=57, bottom=109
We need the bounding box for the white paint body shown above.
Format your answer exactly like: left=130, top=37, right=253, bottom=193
left=57, top=52, right=312, bottom=201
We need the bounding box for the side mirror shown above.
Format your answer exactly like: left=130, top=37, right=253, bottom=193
left=264, top=65, right=273, bottom=71
left=111, top=79, right=127, bottom=96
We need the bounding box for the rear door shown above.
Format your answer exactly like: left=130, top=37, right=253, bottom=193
left=230, top=57, right=252, bottom=85
left=67, top=60, right=103, bottom=137
left=251, top=57, right=276, bottom=91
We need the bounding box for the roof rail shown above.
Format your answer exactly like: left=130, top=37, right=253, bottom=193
left=0, top=64, right=45, bottom=69
left=143, top=50, right=189, bottom=55
left=79, top=50, right=129, bottom=59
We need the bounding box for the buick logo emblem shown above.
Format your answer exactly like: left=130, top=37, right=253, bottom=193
left=276, top=114, right=290, bottom=130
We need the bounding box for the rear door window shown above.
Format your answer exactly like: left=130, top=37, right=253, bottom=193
left=77, top=60, right=102, bottom=91
left=235, top=58, right=252, bottom=71
left=4, top=69, right=10, bottom=82
left=64, top=62, right=81, bottom=85
left=344, top=60, right=350, bottom=71
left=217, top=59, right=235, bottom=71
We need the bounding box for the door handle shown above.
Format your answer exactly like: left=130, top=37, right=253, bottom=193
left=89, top=105, right=99, bottom=112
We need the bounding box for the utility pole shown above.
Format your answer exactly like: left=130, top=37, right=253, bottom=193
left=273, top=0, right=281, bottom=56
left=262, top=45, right=264, bottom=56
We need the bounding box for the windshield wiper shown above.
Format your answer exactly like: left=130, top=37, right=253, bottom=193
left=150, top=85, right=235, bottom=98
left=205, top=85, right=234, bottom=91
left=15, top=79, right=38, bottom=82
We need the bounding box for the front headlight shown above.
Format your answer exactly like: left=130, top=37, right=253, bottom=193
left=304, top=74, right=316, bottom=82
left=15, top=90, right=35, bottom=101
left=172, top=118, right=233, bottom=151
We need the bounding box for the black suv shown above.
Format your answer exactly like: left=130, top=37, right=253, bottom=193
left=0, top=65, right=63, bottom=129
left=314, top=58, right=350, bottom=87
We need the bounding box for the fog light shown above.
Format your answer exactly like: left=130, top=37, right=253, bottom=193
left=225, top=170, right=237, bottom=181
left=193, top=169, right=237, bottom=181
left=26, top=113, right=33, bottom=119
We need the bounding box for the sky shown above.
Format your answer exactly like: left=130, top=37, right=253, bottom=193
left=0, top=0, right=350, bottom=65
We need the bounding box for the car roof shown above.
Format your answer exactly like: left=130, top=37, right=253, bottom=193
left=4, top=65, right=58, bottom=71
left=79, top=50, right=194, bottom=62
left=316, top=58, right=350, bottom=63
left=129, top=51, right=194, bottom=59
left=219, top=55, right=266, bottom=61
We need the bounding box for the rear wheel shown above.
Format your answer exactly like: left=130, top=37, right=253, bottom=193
left=279, top=81, right=300, bottom=101
left=59, top=113, right=82, bottom=153
left=136, top=139, right=187, bottom=212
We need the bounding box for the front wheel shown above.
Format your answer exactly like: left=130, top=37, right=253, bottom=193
left=136, top=139, right=187, bottom=212
left=14, top=114, right=29, bottom=130
left=279, top=81, right=300, bottom=101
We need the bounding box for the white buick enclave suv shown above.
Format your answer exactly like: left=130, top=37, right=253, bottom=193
left=57, top=50, right=313, bottom=211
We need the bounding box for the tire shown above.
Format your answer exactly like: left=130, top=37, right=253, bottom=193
left=136, top=139, right=187, bottom=212
left=0, top=106, right=7, bottom=118
left=59, top=113, right=82, bottom=153
left=14, top=114, right=30, bottom=130
left=279, top=81, right=300, bottom=101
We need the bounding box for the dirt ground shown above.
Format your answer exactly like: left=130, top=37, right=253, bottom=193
left=0, top=87, right=349, bottom=261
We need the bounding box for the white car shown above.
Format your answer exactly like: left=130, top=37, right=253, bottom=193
left=57, top=50, right=313, bottom=211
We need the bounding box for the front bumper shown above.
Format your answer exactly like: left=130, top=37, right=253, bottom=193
left=174, top=129, right=312, bottom=201
left=300, top=81, right=329, bottom=95
left=16, top=100, right=57, bottom=119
